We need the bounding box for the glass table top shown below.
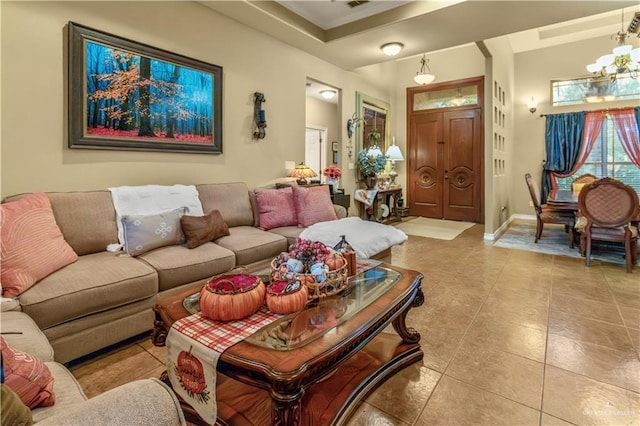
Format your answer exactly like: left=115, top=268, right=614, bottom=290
left=245, top=266, right=401, bottom=350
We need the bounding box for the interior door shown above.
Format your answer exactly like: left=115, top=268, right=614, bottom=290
left=304, top=126, right=326, bottom=177
left=443, top=109, right=482, bottom=221
left=408, top=112, right=443, bottom=218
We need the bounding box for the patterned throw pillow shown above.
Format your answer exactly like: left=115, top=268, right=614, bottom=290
left=254, top=187, right=298, bottom=230
left=1, top=192, right=78, bottom=298
left=292, top=185, right=338, bottom=227
left=122, top=208, right=186, bottom=256
left=1, top=337, right=55, bottom=409
left=180, top=210, right=230, bottom=249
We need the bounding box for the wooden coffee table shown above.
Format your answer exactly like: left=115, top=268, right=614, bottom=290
left=153, top=263, right=424, bottom=425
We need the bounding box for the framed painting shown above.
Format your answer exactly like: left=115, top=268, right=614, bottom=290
left=68, top=22, right=223, bottom=154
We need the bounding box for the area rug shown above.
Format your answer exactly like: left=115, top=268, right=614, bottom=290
left=494, top=219, right=628, bottom=266
left=394, top=217, right=474, bottom=240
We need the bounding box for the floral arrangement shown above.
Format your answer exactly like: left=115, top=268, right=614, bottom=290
left=322, top=165, right=342, bottom=180
left=286, top=238, right=331, bottom=271
left=357, top=149, right=387, bottom=177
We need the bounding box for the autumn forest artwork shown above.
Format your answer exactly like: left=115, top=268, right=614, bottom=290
left=69, top=23, right=222, bottom=154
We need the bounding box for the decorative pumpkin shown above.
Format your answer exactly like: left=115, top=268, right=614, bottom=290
left=266, top=281, right=308, bottom=314
left=199, top=274, right=265, bottom=322
left=325, top=252, right=346, bottom=271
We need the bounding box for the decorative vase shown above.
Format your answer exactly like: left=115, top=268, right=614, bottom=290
left=327, top=178, right=339, bottom=193
left=365, top=176, right=377, bottom=189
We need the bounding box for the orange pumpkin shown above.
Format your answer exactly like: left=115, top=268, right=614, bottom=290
left=325, top=253, right=346, bottom=271
left=265, top=281, right=308, bottom=314
left=199, top=274, right=265, bottom=322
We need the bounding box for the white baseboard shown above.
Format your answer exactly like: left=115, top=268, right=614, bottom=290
left=483, top=214, right=535, bottom=241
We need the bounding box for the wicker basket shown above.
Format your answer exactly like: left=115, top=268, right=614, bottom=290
left=199, top=273, right=265, bottom=322
left=265, top=281, right=309, bottom=314
left=270, top=253, right=348, bottom=301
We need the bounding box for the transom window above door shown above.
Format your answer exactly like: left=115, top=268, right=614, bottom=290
left=412, top=85, right=479, bottom=111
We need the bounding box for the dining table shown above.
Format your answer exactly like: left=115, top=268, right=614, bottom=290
left=546, top=189, right=578, bottom=211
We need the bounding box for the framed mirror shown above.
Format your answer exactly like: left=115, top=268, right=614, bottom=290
left=355, top=92, right=391, bottom=157
left=354, top=92, right=391, bottom=181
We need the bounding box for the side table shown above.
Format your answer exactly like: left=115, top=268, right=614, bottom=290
left=357, top=187, right=403, bottom=225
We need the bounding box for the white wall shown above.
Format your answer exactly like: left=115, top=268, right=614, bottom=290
left=0, top=1, right=387, bottom=197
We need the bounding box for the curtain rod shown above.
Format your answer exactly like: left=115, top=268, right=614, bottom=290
left=539, top=106, right=635, bottom=118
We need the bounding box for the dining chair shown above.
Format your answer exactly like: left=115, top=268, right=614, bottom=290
left=524, top=173, right=575, bottom=248
left=571, top=173, right=598, bottom=194
left=578, top=177, right=639, bottom=273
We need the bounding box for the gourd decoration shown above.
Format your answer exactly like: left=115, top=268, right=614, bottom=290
left=199, top=274, right=265, bottom=322
left=265, top=281, right=308, bottom=315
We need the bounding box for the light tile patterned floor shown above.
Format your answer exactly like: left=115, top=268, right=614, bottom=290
left=69, top=221, right=640, bottom=425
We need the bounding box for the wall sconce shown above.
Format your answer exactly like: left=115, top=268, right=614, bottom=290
left=527, top=97, right=538, bottom=114
left=253, top=92, right=266, bottom=139
left=346, top=113, right=366, bottom=159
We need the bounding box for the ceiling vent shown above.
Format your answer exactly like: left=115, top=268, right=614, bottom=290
left=347, top=0, right=369, bottom=8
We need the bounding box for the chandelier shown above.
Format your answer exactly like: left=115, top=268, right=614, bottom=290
left=586, top=9, right=640, bottom=81
left=414, top=54, right=435, bottom=85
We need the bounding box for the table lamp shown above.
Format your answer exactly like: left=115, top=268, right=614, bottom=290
left=287, top=162, right=317, bottom=185
left=385, top=138, right=404, bottom=186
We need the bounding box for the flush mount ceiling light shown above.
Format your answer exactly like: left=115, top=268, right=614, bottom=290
left=414, top=54, right=435, bottom=85
left=381, top=42, right=404, bottom=57
left=320, top=90, right=336, bottom=99
left=586, top=8, right=640, bottom=81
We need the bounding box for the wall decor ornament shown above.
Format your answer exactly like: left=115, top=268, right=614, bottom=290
left=253, top=92, right=267, bottom=139
left=68, top=22, right=223, bottom=154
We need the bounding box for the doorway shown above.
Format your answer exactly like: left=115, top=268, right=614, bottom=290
left=304, top=125, right=327, bottom=177
left=407, top=76, right=484, bottom=223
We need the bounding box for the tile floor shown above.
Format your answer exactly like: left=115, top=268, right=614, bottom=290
left=68, top=222, right=640, bottom=425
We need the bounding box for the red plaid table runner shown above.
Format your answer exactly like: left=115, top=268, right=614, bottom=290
left=172, top=310, right=281, bottom=353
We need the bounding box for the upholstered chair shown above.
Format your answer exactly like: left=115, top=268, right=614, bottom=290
left=577, top=177, right=639, bottom=273
left=525, top=173, right=576, bottom=248
left=571, top=173, right=598, bottom=194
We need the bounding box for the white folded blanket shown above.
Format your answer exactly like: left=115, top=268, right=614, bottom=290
left=109, top=184, right=204, bottom=246
left=299, top=216, right=407, bottom=259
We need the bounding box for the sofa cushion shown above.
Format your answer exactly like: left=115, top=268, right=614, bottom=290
left=1, top=384, right=34, bottom=426
left=181, top=210, right=230, bottom=249
left=18, top=252, right=158, bottom=330
left=122, top=208, right=186, bottom=256
left=0, top=311, right=55, bottom=362
left=196, top=183, right=255, bottom=227
left=32, top=362, right=87, bottom=423
left=1, top=336, right=55, bottom=409
left=254, top=187, right=298, bottom=230
left=292, top=185, right=338, bottom=227
left=267, top=226, right=302, bottom=246
left=215, top=226, right=288, bottom=266
left=47, top=191, right=119, bottom=255
left=1, top=193, right=78, bottom=297
left=139, top=243, right=236, bottom=291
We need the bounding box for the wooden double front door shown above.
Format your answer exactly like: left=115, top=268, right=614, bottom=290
left=407, top=77, right=484, bottom=223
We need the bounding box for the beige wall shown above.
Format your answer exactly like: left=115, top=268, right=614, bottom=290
left=0, top=1, right=386, bottom=197
left=513, top=35, right=640, bottom=216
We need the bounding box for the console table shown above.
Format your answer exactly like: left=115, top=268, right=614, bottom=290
left=357, top=187, right=403, bottom=225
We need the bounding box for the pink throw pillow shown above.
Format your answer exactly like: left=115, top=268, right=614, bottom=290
left=292, top=185, right=338, bottom=227
left=254, top=187, right=298, bottom=230
left=1, top=337, right=55, bottom=409
left=1, top=192, right=78, bottom=297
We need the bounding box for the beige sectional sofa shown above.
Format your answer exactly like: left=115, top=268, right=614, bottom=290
left=2, top=182, right=347, bottom=363
left=1, top=308, right=185, bottom=425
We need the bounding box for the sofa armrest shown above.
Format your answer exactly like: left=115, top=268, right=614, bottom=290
left=36, top=378, right=186, bottom=426
left=333, top=204, right=347, bottom=218
left=1, top=297, right=20, bottom=312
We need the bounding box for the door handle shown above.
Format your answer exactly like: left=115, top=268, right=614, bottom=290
left=444, top=170, right=449, bottom=180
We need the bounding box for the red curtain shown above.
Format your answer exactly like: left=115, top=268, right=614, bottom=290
left=610, top=108, right=640, bottom=167
left=550, top=111, right=605, bottom=190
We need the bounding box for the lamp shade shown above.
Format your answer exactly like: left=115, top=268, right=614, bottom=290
left=414, top=73, right=435, bottom=85
left=385, top=145, right=404, bottom=161
left=366, top=146, right=383, bottom=157
left=287, top=162, right=317, bottom=183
